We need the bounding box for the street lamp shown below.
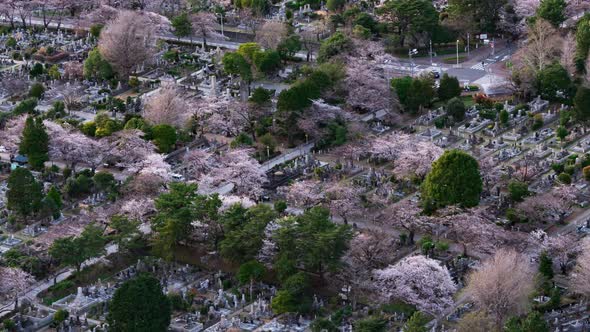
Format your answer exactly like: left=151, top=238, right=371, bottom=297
left=408, top=48, right=418, bottom=76
left=467, top=33, right=470, bottom=57
left=456, top=40, right=460, bottom=67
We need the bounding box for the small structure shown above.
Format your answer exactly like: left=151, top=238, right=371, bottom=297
left=11, top=154, right=28, bottom=169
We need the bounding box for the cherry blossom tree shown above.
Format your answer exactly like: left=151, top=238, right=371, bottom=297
left=0, top=114, right=26, bottom=153
left=561, top=33, right=577, bottom=76
left=380, top=200, right=433, bottom=245
left=199, top=148, right=267, bottom=198
left=366, top=133, right=443, bottom=179
left=124, top=172, right=167, bottom=196
left=479, top=156, right=503, bottom=194
left=325, top=181, right=363, bottom=223
left=193, top=96, right=249, bottom=137
left=278, top=179, right=324, bottom=209
left=571, top=239, right=590, bottom=298
left=393, top=140, right=443, bottom=179
left=181, top=148, right=214, bottom=181
left=516, top=185, right=577, bottom=223
left=190, top=12, right=224, bottom=48
left=255, top=21, right=288, bottom=49
left=256, top=219, right=282, bottom=266
left=530, top=230, right=581, bottom=274
left=0, top=77, right=28, bottom=98
left=298, top=99, right=352, bottom=138
left=504, top=0, right=540, bottom=35
left=463, top=249, right=535, bottom=328
left=101, top=129, right=157, bottom=173
left=512, top=154, right=542, bottom=182
left=220, top=195, right=255, bottom=210
left=373, top=255, right=457, bottom=316
left=566, top=0, right=590, bottom=18
left=0, top=267, right=34, bottom=302
left=514, top=18, right=561, bottom=74
left=340, top=229, right=400, bottom=309
left=63, top=61, right=84, bottom=80
left=137, top=153, right=171, bottom=182
left=98, top=10, right=156, bottom=79
left=143, top=83, right=191, bottom=128
left=44, top=120, right=104, bottom=171
left=347, top=230, right=399, bottom=271
left=441, top=207, right=530, bottom=256
left=78, top=4, right=119, bottom=28
left=345, top=57, right=397, bottom=114
left=120, top=197, right=156, bottom=223
left=0, top=1, right=18, bottom=28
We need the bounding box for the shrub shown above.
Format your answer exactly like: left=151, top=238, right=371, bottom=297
left=557, top=172, right=572, bottom=184
left=443, top=56, right=466, bottom=64
left=318, top=32, right=351, bottom=62
left=29, top=83, right=45, bottom=99
left=508, top=181, right=529, bottom=202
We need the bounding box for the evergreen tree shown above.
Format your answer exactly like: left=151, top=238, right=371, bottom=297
left=354, top=316, right=388, bottom=332
left=505, top=311, right=549, bottom=332
left=6, top=167, right=43, bottom=217
left=438, top=74, right=462, bottom=101
left=274, top=207, right=353, bottom=280
left=539, top=252, right=554, bottom=280
left=107, top=274, right=171, bottom=332
left=421, top=150, right=482, bottom=210
left=171, top=13, right=192, bottom=40
left=535, top=63, right=574, bottom=103
left=574, top=86, right=590, bottom=123
left=446, top=97, right=466, bottom=121
left=46, top=186, right=62, bottom=209
left=537, top=0, right=567, bottom=27
left=403, top=312, right=428, bottom=332
left=19, top=117, right=49, bottom=169
left=49, top=223, right=105, bottom=272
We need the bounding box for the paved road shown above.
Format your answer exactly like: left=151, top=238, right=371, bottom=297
left=261, top=142, right=315, bottom=172
left=0, top=244, right=117, bottom=319
left=0, top=17, right=312, bottom=61
left=0, top=16, right=515, bottom=84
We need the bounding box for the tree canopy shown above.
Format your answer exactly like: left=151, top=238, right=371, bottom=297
left=107, top=274, right=171, bottom=332
left=421, top=149, right=482, bottom=210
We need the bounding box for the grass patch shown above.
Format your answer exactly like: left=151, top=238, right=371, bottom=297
left=443, top=55, right=467, bottom=64
left=380, top=301, right=417, bottom=316
left=39, top=251, right=140, bottom=305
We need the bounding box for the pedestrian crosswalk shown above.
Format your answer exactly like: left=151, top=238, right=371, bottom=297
left=471, top=63, right=486, bottom=71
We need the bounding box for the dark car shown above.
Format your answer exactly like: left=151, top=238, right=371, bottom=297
left=431, top=71, right=440, bottom=79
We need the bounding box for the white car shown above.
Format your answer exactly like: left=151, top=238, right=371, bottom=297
left=0, top=146, right=6, bottom=153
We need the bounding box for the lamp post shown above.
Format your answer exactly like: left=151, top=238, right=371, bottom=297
left=456, top=40, right=460, bottom=67
left=409, top=48, right=418, bottom=76
left=429, top=39, right=433, bottom=65
left=467, top=32, right=471, bottom=58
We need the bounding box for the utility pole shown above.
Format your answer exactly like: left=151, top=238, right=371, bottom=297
left=409, top=48, right=413, bottom=76
left=491, top=37, right=495, bottom=56
left=467, top=32, right=470, bottom=58
left=429, top=39, right=433, bottom=65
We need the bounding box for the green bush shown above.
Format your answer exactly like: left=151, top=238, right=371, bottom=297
left=443, top=56, right=466, bottom=64
left=508, top=181, right=529, bottom=202
left=318, top=32, right=351, bottom=62
left=558, top=173, right=572, bottom=184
